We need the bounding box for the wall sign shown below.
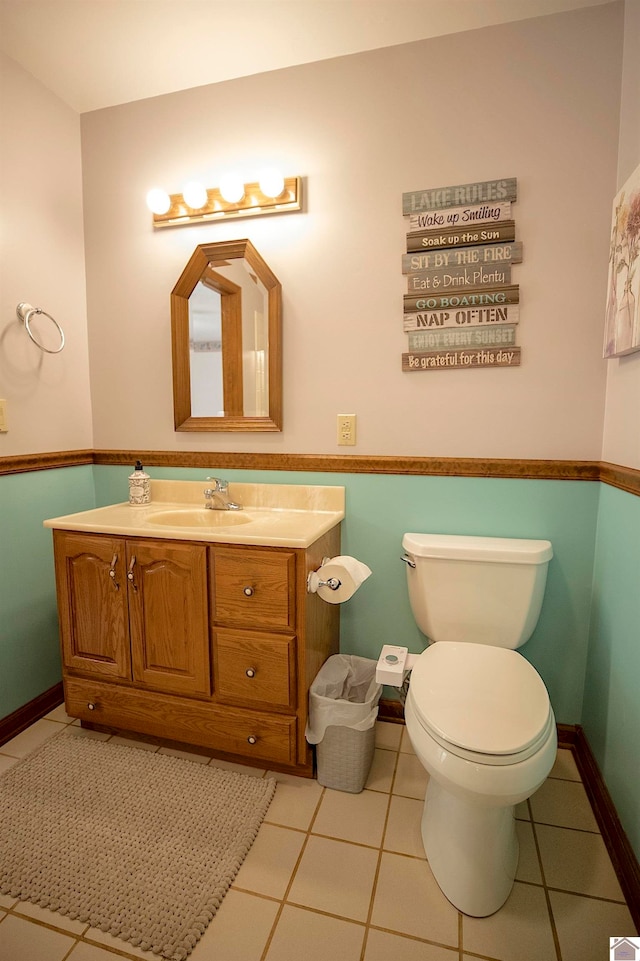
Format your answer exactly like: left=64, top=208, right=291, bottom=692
left=401, top=177, right=521, bottom=371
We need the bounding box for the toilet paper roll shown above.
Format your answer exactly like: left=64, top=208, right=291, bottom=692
left=314, top=555, right=372, bottom=604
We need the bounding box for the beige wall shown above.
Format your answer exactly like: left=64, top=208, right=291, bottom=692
left=80, top=4, right=623, bottom=461
left=0, top=54, right=92, bottom=456
left=602, top=0, right=640, bottom=470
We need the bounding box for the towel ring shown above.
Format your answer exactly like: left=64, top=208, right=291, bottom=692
left=16, top=303, right=65, bottom=354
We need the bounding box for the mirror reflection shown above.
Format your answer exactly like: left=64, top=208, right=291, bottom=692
left=171, top=240, right=282, bottom=431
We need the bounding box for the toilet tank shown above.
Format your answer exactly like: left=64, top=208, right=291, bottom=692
left=402, top=533, right=553, bottom=649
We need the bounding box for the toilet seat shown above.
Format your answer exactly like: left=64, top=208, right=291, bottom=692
left=408, top=642, right=552, bottom=766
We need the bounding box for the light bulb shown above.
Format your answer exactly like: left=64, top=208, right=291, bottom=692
left=219, top=174, right=245, bottom=204
left=182, top=181, right=208, bottom=210
left=146, top=188, right=171, bottom=215
left=259, top=168, right=285, bottom=199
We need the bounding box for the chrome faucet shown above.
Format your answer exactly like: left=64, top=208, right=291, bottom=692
left=203, top=477, right=242, bottom=510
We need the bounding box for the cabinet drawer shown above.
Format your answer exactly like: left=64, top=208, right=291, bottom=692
left=214, top=629, right=296, bottom=710
left=64, top=677, right=296, bottom=767
left=212, top=547, right=296, bottom=630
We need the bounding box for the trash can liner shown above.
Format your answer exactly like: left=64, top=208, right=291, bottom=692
left=305, top=654, right=382, bottom=745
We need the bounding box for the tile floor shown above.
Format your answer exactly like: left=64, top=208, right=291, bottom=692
left=0, top=708, right=637, bottom=961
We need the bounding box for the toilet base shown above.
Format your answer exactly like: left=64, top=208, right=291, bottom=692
left=422, top=778, right=519, bottom=917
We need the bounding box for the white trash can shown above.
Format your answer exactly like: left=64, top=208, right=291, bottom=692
left=305, top=655, right=382, bottom=793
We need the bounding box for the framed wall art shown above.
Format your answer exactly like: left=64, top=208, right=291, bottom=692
left=603, top=162, right=640, bottom=358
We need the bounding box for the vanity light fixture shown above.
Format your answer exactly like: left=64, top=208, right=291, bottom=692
left=146, top=171, right=302, bottom=228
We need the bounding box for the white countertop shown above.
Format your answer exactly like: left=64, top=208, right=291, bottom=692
left=44, top=480, right=345, bottom=548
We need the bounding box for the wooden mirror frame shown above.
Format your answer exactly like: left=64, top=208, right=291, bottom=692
left=171, top=239, right=282, bottom=431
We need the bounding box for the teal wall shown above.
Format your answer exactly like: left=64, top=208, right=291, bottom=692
left=3, top=462, right=638, bottom=858
left=94, top=465, right=600, bottom=723
left=584, top=484, right=640, bottom=857
left=0, top=466, right=95, bottom=717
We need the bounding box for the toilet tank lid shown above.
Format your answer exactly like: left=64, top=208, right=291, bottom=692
left=402, top=533, right=553, bottom=564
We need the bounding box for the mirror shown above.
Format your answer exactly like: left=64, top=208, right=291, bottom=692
left=171, top=239, right=282, bottom=430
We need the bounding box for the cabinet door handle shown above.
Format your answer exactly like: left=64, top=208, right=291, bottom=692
left=243, top=586, right=254, bottom=597
left=87, top=702, right=96, bottom=711
left=245, top=668, right=256, bottom=678
left=127, top=556, right=137, bottom=590
left=108, top=553, right=120, bottom=590
left=247, top=735, right=258, bottom=745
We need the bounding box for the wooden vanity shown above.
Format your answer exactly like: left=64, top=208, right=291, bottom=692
left=46, top=482, right=344, bottom=776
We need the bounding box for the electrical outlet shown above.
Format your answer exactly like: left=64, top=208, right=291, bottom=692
left=0, top=399, right=7, bottom=433
left=337, top=413, right=356, bottom=446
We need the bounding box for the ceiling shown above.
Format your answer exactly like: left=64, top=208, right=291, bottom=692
left=0, top=0, right=610, bottom=114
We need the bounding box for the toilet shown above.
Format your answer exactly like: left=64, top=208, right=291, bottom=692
left=401, top=532, right=557, bottom=918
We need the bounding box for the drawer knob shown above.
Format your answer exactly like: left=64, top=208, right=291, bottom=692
left=245, top=668, right=256, bottom=678
left=243, top=586, right=254, bottom=596
left=87, top=702, right=96, bottom=711
left=247, top=735, right=258, bottom=745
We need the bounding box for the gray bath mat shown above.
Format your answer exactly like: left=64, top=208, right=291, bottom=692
left=0, top=731, right=276, bottom=959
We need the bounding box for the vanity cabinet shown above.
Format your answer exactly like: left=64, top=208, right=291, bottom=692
left=52, top=525, right=340, bottom=776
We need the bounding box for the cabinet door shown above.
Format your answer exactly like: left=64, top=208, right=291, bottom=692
left=127, top=539, right=211, bottom=697
left=53, top=531, right=131, bottom=680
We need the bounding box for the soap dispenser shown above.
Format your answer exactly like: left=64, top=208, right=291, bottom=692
left=128, top=460, right=151, bottom=506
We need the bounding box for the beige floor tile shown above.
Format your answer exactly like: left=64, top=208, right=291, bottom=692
left=13, top=899, right=88, bottom=935
left=209, top=757, right=267, bottom=777
left=233, top=824, right=305, bottom=899
left=265, top=904, right=364, bottom=961
left=462, top=881, right=556, bottom=961
left=83, top=926, right=158, bottom=959
left=400, top=727, right=416, bottom=754
left=0, top=718, right=63, bottom=757
left=0, top=894, right=17, bottom=909
left=68, top=942, right=130, bottom=960
left=156, top=745, right=211, bottom=763
left=188, top=889, right=279, bottom=961
left=365, top=928, right=459, bottom=961
left=263, top=771, right=323, bottom=830
left=0, top=914, right=76, bottom=961
left=0, top=754, right=20, bottom=774
left=366, top=748, right=397, bottom=793
left=515, top=799, right=530, bottom=820
left=371, top=852, right=459, bottom=947
left=312, top=787, right=388, bottom=846
left=107, top=734, right=160, bottom=752
left=549, top=747, right=581, bottom=781
left=530, top=778, right=599, bottom=832
left=375, top=721, right=402, bottom=751
left=515, top=820, right=543, bottom=884
left=44, top=704, right=74, bottom=724
left=393, top=752, right=429, bottom=799
left=287, top=835, right=378, bottom=921
left=384, top=795, right=426, bottom=859
left=68, top=723, right=111, bottom=741
left=550, top=890, right=638, bottom=961
left=536, top=824, right=624, bottom=900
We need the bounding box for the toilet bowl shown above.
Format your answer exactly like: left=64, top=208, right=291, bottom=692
left=401, top=533, right=555, bottom=916
left=404, top=642, right=556, bottom=916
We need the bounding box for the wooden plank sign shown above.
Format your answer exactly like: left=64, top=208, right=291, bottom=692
left=403, top=305, right=519, bottom=331
left=404, top=285, right=519, bottom=313
left=407, top=264, right=511, bottom=292
left=407, top=221, right=516, bottom=252
left=402, top=242, right=522, bottom=273
left=408, top=325, right=517, bottom=352
left=408, top=201, right=512, bottom=233
left=402, top=347, right=521, bottom=371
left=402, top=178, right=517, bottom=216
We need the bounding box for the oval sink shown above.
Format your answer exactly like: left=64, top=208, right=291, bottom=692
left=147, top=509, right=252, bottom=528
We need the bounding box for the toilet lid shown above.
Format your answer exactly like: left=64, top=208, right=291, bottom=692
left=409, top=643, right=551, bottom=757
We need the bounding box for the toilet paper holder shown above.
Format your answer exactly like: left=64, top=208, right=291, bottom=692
left=307, top=558, right=341, bottom=594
